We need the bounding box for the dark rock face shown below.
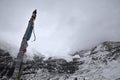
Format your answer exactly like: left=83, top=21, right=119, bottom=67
left=0, top=49, right=15, bottom=79
left=43, top=59, right=79, bottom=74
left=23, top=57, right=80, bottom=75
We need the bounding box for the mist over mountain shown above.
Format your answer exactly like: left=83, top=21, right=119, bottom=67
left=0, top=40, right=18, bottom=58
left=0, top=0, right=120, bottom=79
left=0, top=0, right=120, bottom=57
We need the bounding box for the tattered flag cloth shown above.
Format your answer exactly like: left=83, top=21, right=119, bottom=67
left=11, top=10, right=37, bottom=80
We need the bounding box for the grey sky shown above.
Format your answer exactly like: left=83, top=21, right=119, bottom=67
left=0, top=0, right=120, bottom=58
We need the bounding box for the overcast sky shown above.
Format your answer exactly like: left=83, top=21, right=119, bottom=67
left=0, top=0, right=120, bottom=58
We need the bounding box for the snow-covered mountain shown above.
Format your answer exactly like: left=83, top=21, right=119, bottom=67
left=0, top=41, right=120, bottom=80
left=68, top=41, right=120, bottom=80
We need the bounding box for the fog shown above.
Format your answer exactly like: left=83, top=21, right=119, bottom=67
left=0, top=0, right=120, bottom=58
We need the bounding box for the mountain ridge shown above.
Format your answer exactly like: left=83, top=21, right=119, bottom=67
left=0, top=41, right=120, bottom=80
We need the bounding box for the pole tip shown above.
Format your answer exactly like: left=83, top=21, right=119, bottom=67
left=33, top=9, right=37, bottom=15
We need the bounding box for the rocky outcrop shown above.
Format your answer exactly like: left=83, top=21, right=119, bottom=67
left=23, top=57, right=80, bottom=75
left=0, top=49, right=15, bottom=79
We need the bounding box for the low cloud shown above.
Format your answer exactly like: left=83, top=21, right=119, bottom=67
left=0, top=0, right=120, bottom=57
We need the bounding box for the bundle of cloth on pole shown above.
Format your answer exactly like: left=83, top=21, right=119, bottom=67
left=11, top=9, right=37, bottom=80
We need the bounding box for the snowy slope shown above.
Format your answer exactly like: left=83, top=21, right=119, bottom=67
left=22, top=41, right=120, bottom=80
